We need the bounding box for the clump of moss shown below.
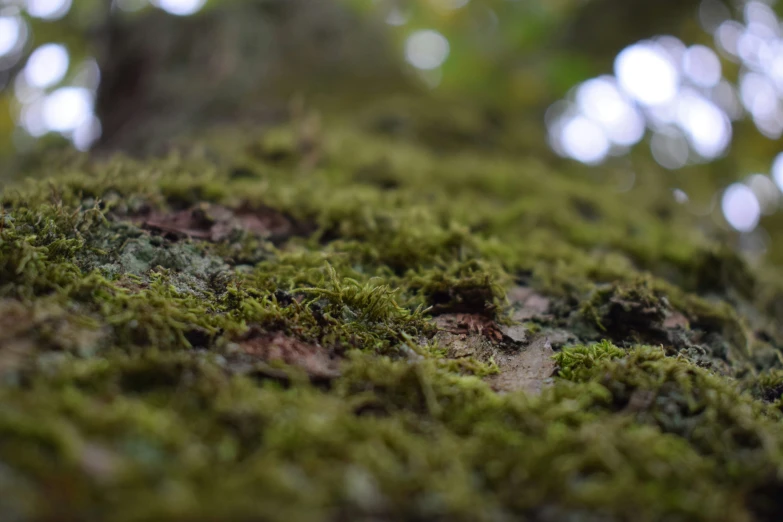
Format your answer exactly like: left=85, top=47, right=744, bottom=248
left=745, top=368, right=783, bottom=407
left=553, top=339, right=626, bottom=381
left=580, top=278, right=669, bottom=340
left=406, top=259, right=508, bottom=318
left=687, top=247, right=757, bottom=300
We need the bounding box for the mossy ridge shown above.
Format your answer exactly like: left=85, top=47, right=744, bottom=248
left=0, top=345, right=779, bottom=520
left=2, top=103, right=783, bottom=519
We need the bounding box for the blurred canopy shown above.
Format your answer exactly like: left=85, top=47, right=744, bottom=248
left=2, top=0, right=783, bottom=257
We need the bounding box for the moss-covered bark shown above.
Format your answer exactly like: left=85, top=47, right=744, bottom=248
left=2, top=97, right=783, bottom=521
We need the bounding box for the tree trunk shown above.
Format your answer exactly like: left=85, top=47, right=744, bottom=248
left=2, top=3, right=783, bottom=521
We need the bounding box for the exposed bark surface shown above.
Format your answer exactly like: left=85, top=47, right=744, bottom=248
left=236, top=329, right=342, bottom=381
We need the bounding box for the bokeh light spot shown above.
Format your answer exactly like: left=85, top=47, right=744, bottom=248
left=576, top=76, right=645, bottom=146
left=25, top=0, right=72, bottom=20
left=0, top=16, right=23, bottom=57
left=740, top=71, right=783, bottom=137
left=42, top=87, right=92, bottom=133
left=615, top=42, right=679, bottom=106
left=24, top=43, right=69, bottom=89
left=744, top=1, right=779, bottom=34
left=769, top=53, right=783, bottom=93
left=715, top=20, right=744, bottom=57
left=722, top=183, right=761, bottom=232
left=156, top=0, right=206, bottom=16
left=73, top=116, right=101, bottom=151
left=673, top=188, right=689, bottom=204
left=560, top=116, right=610, bottom=164
left=405, top=30, right=450, bottom=70
left=675, top=89, right=731, bottom=158
left=683, top=44, right=722, bottom=88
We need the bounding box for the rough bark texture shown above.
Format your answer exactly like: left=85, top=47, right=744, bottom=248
left=3, top=5, right=783, bottom=522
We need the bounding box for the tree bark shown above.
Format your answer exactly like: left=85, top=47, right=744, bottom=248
left=2, top=3, right=783, bottom=521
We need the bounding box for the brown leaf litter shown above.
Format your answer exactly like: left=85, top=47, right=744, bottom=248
left=233, top=329, right=341, bottom=382
left=131, top=202, right=313, bottom=244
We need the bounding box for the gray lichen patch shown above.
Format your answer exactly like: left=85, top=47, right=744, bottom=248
left=76, top=219, right=232, bottom=299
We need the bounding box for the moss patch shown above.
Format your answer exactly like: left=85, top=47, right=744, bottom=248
left=2, top=100, right=783, bottom=520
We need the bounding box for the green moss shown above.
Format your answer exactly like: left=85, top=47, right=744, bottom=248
left=745, top=368, right=783, bottom=408
left=405, top=259, right=508, bottom=317
left=554, top=339, right=626, bottom=381
left=2, top=100, right=783, bottom=519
